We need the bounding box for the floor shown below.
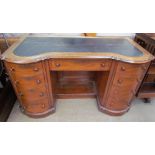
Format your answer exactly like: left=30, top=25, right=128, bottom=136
left=7, top=98, right=155, bottom=122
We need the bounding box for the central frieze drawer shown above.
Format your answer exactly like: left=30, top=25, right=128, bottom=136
left=49, top=59, right=112, bottom=71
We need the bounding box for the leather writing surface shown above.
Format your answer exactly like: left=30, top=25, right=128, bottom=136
left=14, top=37, right=143, bottom=57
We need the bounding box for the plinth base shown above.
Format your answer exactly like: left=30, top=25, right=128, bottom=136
left=20, top=106, right=56, bottom=118
left=96, top=97, right=130, bottom=116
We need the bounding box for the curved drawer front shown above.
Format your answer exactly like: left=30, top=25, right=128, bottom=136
left=6, top=62, right=43, bottom=76
left=22, top=98, right=49, bottom=113
left=17, top=89, right=48, bottom=101
left=12, top=74, right=47, bottom=91
left=116, top=62, right=149, bottom=80
left=49, top=59, right=112, bottom=71
left=5, top=62, right=50, bottom=114
left=105, top=61, right=149, bottom=111
left=106, top=81, right=136, bottom=110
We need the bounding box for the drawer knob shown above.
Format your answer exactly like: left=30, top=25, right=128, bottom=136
left=15, top=81, right=19, bottom=85
left=10, top=68, right=15, bottom=72
left=29, top=89, right=34, bottom=92
left=55, top=63, right=61, bottom=67
left=39, top=92, right=44, bottom=97
left=100, top=63, right=105, bottom=67
left=42, top=104, right=45, bottom=108
left=33, top=68, right=39, bottom=71
left=109, top=102, right=114, bottom=106
left=118, top=79, right=123, bottom=84
left=121, top=66, right=126, bottom=71
left=36, top=79, right=41, bottom=84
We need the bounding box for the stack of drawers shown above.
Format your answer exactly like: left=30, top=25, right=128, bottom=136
left=5, top=62, right=50, bottom=114
left=103, top=62, right=149, bottom=113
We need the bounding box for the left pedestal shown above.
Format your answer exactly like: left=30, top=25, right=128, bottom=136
left=4, top=61, right=56, bottom=118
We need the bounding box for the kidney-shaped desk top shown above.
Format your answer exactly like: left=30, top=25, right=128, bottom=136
left=2, top=36, right=154, bottom=64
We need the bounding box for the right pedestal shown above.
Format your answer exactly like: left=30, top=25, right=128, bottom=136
left=96, top=61, right=150, bottom=116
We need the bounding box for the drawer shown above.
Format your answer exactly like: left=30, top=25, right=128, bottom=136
left=116, top=62, right=149, bottom=80
left=106, top=97, right=130, bottom=111
left=23, top=98, right=49, bottom=113
left=13, top=75, right=48, bottom=100
left=112, top=76, right=139, bottom=91
left=6, top=62, right=43, bottom=77
left=110, top=72, right=139, bottom=98
left=49, top=59, right=112, bottom=71
left=110, top=82, right=135, bottom=99
left=16, top=87, right=47, bottom=101
left=13, top=73, right=46, bottom=89
left=106, top=83, right=135, bottom=110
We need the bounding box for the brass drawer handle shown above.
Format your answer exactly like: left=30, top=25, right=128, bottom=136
left=39, top=92, right=44, bottom=97
left=33, top=68, right=39, bottom=71
left=118, top=79, right=123, bottom=84
left=36, top=79, right=41, bottom=84
left=42, top=104, right=45, bottom=108
left=55, top=63, right=61, bottom=67
left=100, top=63, right=105, bottom=67
left=121, top=66, right=126, bottom=71
left=10, top=68, right=15, bottom=72
left=109, top=102, right=114, bottom=106
left=15, top=81, right=19, bottom=85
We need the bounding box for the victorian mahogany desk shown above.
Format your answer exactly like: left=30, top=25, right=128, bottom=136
left=2, top=36, right=154, bottom=118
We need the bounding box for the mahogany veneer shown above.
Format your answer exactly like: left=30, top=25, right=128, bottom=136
left=2, top=35, right=154, bottom=118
